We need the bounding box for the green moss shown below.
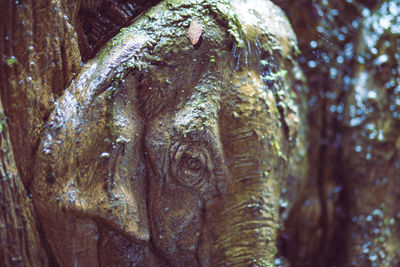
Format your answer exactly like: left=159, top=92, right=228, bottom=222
left=262, top=70, right=288, bottom=81
left=93, top=0, right=246, bottom=81
left=165, top=0, right=187, bottom=7
left=251, top=258, right=273, bottom=267
left=153, top=0, right=243, bottom=47
left=206, top=0, right=243, bottom=46
left=104, top=88, right=118, bottom=137
left=0, top=112, right=6, bottom=134
left=5, top=56, right=17, bottom=67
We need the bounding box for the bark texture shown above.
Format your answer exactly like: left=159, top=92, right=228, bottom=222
left=0, top=99, right=49, bottom=266
left=0, top=0, right=81, bottom=187
left=274, top=0, right=400, bottom=266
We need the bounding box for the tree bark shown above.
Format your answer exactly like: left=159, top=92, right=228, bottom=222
left=274, top=0, right=400, bottom=266
left=0, top=0, right=81, bottom=187
left=0, top=99, right=49, bottom=266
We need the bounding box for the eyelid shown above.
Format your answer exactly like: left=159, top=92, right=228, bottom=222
left=169, top=142, right=212, bottom=188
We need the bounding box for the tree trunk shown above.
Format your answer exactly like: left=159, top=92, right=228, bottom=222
left=275, top=0, right=400, bottom=266
left=0, top=0, right=81, bottom=187
left=0, top=99, right=49, bottom=266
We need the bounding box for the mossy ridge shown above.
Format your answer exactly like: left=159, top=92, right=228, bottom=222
left=95, top=0, right=243, bottom=68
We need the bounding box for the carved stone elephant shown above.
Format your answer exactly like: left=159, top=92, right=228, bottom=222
left=30, top=0, right=302, bottom=265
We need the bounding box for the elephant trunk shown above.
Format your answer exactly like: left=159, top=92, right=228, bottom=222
left=199, top=129, right=281, bottom=266
left=197, top=69, right=285, bottom=266
left=200, top=188, right=279, bottom=266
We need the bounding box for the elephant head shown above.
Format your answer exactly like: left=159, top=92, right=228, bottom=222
left=31, top=0, right=301, bottom=266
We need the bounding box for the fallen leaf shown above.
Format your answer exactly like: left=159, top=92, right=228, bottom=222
left=188, top=17, right=203, bottom=45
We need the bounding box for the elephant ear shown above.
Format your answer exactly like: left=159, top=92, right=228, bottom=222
left=31, top=33, right=151, bottom=247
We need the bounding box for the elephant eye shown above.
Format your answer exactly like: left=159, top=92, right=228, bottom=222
left=182, top=151, right=205, bottom=171
left=170, top=143, right=211, bottom=188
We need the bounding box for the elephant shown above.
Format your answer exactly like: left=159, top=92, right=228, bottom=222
left=30, top=0, right=302, bottom=265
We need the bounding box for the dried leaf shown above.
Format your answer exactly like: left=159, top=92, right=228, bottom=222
left=188, top=17, right=203, bottom=45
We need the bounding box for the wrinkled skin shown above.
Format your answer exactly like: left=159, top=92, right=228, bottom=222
left=31, top=0, right=301, bottom=266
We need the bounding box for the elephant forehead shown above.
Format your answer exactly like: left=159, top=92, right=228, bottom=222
left=173, top=73, right=223, bottom=136
left=174, top=94, right=219, bottom=138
